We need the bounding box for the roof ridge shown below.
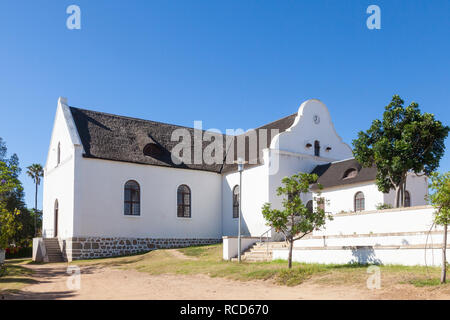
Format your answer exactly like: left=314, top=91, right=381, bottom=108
left=70, top=105, right=297, bottom=137
left=254, top=112, right=298, bottom=130
left=69, top=106, right=212, bottom=133
left=330, top=157, right=356, bottom=164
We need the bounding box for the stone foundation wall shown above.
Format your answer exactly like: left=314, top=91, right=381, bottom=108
left=57, top=237, right=221, bottom=261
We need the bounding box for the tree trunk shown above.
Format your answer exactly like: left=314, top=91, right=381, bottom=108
left=400, top=183, right=404, bottom=207
left=401, top=179, right=407, bottom=208
left=441, top=224, right=448, bottom=284
left=288, top=238, right=293, bottom=269
left=34, top=181, right=38, bottom=236
left=394, top=175, right=407, bottom=208
left=395, top=186, right=401, bottom=208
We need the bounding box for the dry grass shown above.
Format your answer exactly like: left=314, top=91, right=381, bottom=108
left=69, top=244, right=449, bottom=288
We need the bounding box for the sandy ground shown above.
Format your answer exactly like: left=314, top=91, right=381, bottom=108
left=3, top=262, right=450, bottom=300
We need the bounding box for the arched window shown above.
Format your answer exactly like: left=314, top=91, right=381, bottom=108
left=405, top=191, right=411, bottom=207
left=354, top=192, right=365, bottom=212
left=57, top=142, right=61, bottom=166
left=343, top=168, right=357, bottom=179
left=306, top=200, right=313, bottom=213
left=177, top=185, right=191, bottom=218
left=232, top=185, right=240, bottom=218
left=124, top=180, right=140, bottom=216
left=54, top=199, right=59, bottom=238
left=314, top=140, right=320, bottom=157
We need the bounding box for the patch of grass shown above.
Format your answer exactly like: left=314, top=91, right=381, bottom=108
left=408, top=278, right=442, bottom=287
left=0, top=259, right=36, bottom=293
left=179, top=244, right=217, bottom=257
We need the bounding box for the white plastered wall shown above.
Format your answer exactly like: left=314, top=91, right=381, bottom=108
left=383, top=173, right=429, bottom=207
left=270, top=99, right=353, bottom=160
left=268, top=99, right=354, bottom=213
left=222, top=160, right=269, bottom=237
left=74, top=157, right=223, bottom=239
left=43, top=98, right=82, bottom=239
left=315, top=182, right=384, bottom=214
left=315, top=173, right=429, bottom=215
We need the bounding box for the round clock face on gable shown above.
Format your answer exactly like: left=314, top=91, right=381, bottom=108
left=313, top=115, right=320, bottom=124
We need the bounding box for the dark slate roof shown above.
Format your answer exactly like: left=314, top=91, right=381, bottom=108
left=69, top=107, right=297, bottom=174
left=311, top=158, right=377, bottom=189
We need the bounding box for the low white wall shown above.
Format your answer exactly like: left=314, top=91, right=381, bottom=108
left=32, top=238, right=46, bottom=262
left=0, top=249, right=5, bottom=264
left=276, top=206, right=445, bottom=266
left=273, top=246, right=445, bottom=266
left=314, top=206, right=437, bottom=237
left=294, top=232, right=444, bottom=248
left=223, top=236, right=259, bottom=260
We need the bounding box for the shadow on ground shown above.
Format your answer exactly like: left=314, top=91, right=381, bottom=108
left=1, top=262, right=101, bottom=300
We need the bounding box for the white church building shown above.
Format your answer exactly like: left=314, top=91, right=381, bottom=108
left=38, top=97, right=434, bottom=263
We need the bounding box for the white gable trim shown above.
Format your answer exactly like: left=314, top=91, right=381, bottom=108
left=44, top=97, right=84, bottom=170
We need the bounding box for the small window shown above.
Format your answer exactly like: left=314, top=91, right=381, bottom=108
left=306, top=200, right=313, bottom=213
left=177, top=185, right=191, bottom=218
left=57, top=142, right=61, bottom=166
left=354, top=192, right=365, bottom=212
left=314, top=141, right=320, bottom=157
left=343, top=168, right=357, bottom=179
left=54, top=199, right=59, bottom=238
left=143, top=143, right=163, bottom=157
left=232, top=185, right=240, bottom=218
left=405, top=191, right=411, bottom=207
left=124, top=180, right=140, bottom=216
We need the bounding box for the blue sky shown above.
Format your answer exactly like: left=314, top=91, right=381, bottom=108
left=0, top=0, right=449, bottom=209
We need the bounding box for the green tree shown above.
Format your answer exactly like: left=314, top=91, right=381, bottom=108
left=0, top=205, right=21, bottom=249
left=353, top=95, right=449, bottom=207
left=428, top=172, right=450, bottom=284
left=0, top=138, right=23, bottom=249
left=261, top=173, right=331, bottom=268
left=26, top=164, right=43, bottom=236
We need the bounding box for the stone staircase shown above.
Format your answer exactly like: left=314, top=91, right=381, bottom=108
left=232, top=241, right=287, bottom=262
left=43, top=238, right=64, bottom=262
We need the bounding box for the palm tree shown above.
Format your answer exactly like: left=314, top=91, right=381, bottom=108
left=26, top=164, right=43, bottom=236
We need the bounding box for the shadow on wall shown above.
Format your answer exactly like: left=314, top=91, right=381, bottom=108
left=225, top=182, right=251, bottom=237
left=350, top=246, right=382, bottom=265
left=237, top=215, right=250, bottom=237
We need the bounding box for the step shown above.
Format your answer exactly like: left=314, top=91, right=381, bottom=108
left=231, top=257, right=272, bottom=262
left=48, top=258, right=64, bottom=262
left=46, top=249, right=63, bottom=253
left=244, top=251, right=272, bottom=257
left=43, top=239, right=64, bottom=262
left=44, top=245, right=61, bottom=249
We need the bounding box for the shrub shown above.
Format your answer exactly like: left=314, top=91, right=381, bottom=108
left=376, top=203, right=393, bottom=210
left=5, top=246, right=32, bottom=259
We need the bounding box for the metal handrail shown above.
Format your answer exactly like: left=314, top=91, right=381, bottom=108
left=259, top=227, right=273, bottom=244
left=259, top=226, right=286, bottom=256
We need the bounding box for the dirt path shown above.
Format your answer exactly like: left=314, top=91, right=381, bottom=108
left=4, top=262, right=448, bottom=300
